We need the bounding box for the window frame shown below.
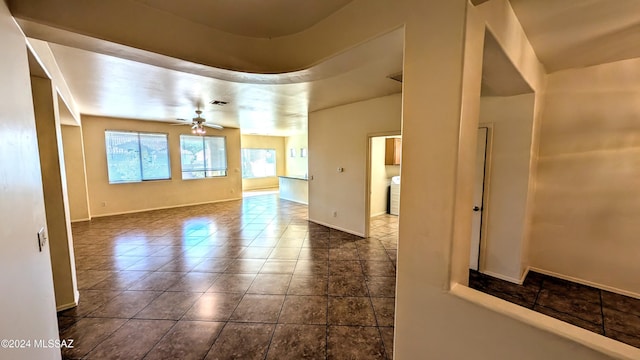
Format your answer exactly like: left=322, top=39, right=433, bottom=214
left=104, top=129, right=171, bottom=184
left=179, top=134, right=228, bottom=180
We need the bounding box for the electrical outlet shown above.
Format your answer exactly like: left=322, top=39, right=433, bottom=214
left=332, top=211, right=338, bottom=217
left=101, top=201, right=107, bottom=207
left=37, top=228, right=47, bottom=252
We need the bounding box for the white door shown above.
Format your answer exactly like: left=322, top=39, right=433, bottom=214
left=469, top=127, right=488, bottom=271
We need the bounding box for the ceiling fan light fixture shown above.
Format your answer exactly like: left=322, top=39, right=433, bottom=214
left=177, top=109, right=221, bottom=134
left=191, top=123, right=206, bottom=135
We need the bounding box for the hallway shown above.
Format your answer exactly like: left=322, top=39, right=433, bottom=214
left=58, top=194, right=398, bottom=359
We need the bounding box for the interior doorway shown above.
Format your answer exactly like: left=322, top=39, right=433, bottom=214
left=366, top=133, right=401, bottom=237
left=469, top=126, right=489, bottom=271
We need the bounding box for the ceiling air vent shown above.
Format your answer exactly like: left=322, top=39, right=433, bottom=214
left=387, top=72, right=403, bottom=83
left=210, top=100, right=228, bottom=106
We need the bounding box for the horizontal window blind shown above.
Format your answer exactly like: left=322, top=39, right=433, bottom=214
left=105, top=130, right=170, bottom=183
left=180, top=135, right=227, bottom=179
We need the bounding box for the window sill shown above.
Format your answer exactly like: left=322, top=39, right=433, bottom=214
left=108, top=178, right=172, bottom=185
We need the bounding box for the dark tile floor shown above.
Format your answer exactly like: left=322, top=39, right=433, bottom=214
left=59, top=193, right=398, bottom=359
left=469, top=270, right=640, bottom=349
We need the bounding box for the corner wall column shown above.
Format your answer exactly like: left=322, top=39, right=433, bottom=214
left=31, top=75, right=79, bottom=311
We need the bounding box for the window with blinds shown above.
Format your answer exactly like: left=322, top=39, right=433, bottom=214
left=180, top=135, right=228, bottom=179
left=105, top=130, right=171, bottom=183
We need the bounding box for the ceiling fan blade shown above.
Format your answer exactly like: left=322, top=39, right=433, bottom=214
left=167, top=118, right=191, bottom=125
left=202, top=123, right=223, bottom=130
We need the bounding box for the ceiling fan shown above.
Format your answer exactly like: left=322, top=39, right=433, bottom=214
left=173, top=109, right=223, bottom=135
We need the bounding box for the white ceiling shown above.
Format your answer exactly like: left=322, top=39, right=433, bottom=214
left=131, top=0, right=354, bottom=38
left=48, top=28, right=403, bottom=135
left=25, top=0, right=640, bottom=136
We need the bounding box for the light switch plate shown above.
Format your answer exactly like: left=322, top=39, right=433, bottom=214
left=37, top=228, right=47, bottom=252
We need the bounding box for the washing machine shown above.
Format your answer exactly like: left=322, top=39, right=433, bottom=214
left=390, top=176, right=400, bottom=215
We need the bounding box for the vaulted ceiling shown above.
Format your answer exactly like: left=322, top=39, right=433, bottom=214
left=11, top=0, right=640, bottom=135
left=45, top=28, right=403, bottom=135
left=130, top=0, right=354, bottom=38
left=509, top=0, right=640, bottom=73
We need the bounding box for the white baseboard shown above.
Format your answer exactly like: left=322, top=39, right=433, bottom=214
left=279, top=197, right=308, bottom=205
left=56, top=301, right=77, bottom=312
left=520, top=267, right=530, bottom=284
left=528, top=267, right=640, bottom=300
left=370, top=211, right=387, bottom=217
left=308, top=219, right=365, bottom=238
left=243, top=186, right=279, bottom=191
left=71, top=217, right=91, bottom=223
left=482, top=270, right=525, bottom=285
left=90, top=197, right=243, bottom=218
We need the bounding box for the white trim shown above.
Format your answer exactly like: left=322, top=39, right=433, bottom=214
left=90, top=197, right=243, bottom=218
left=365, top=131, right=402, bottom=239
left=242, top=186, right=279, bottom=192
left=476, top=123, right=493, bottom=273
left=529, top=267, right=640, bottom=300
left=279, top=197, right=308, bottom=205
left=56, top=301, right=77, bottom=312
left=482, top=270, right=524, bottom=285
left=519, top=266, right=530, bottom=284
left=71, top=217, right=91, bottom=223
left=308, top=219, right=365, bottom=238
left=370, top=211, right=387, bottom=217
left=451, top=284, right=640, bottom=360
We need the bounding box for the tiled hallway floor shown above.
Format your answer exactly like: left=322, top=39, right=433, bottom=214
left=59, top=194, right=398, bottom=359
left=469, top=270, right=640, bottom=349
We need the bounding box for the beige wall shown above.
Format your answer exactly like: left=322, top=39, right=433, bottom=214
left=81, top=116, right=242, bottom=216
left=240, top=134, right=285, bottom=190
left=530, top=57, right=640, bottom=297
left=0, top=2, right=61, bottom=358
left=386, top=164, right=400, bottom=179
left=397, top=0, right=617, bottom=358
left=479, top=94, right=536, bottom=282
left=61, top=124, right=91, bottom=221
left=284, top=133, right=308, bottom=177
left=2, top=0, right=630, bottom=358
left=308, top=93, right=402, bottom=236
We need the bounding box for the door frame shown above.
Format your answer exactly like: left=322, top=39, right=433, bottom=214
left=475, top=123, right=494, bottom=272
left=365, top=131, right=401, bottom=238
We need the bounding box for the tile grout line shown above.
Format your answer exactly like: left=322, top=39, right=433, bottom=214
left=73, top=317, right=129, bottom=359
left=259, top=220, right=298, bottom=360
left=599, top=290, right=606, bottom=335
left=533, top=276, right=543, bottom=309
left=359, top=241, right=390, bottom=360
left=326, top=244, right=330, bottom=360
left=201, top=320, right=231, bottom=360
left=68, top=200, right=397, bottom=358
left=137, top=318, right=180, bottom=360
